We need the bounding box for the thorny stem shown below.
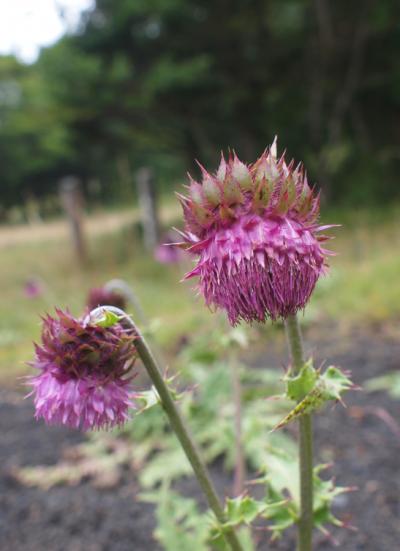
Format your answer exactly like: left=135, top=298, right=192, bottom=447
left=229, top=353, right=246, bottom=497
left=90, top=306, right=244, bottom=551
left=285, top=314, right=314, bottom=551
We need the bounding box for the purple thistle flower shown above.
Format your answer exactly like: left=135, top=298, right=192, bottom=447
left=28, top=309, right=137, bottom=430
left=24, top=277, right=44, bottom=299
left=87, top=287, right=127, bottom=311
left=154, top=232, right=182, bottom=265
left=177, top=138, right=335, bottom=325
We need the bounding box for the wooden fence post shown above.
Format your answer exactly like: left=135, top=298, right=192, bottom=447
left=136, top=167, right=160, bottom=252
left=59, top=177, right=88, bottom=265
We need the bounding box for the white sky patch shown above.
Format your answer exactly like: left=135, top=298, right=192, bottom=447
left=0, top=0, right=94, bottom=63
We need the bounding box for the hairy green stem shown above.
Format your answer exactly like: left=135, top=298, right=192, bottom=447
left=91, top=306, right=244, bottom=551
left=285, top=314, right=314, bottom=551
left=229, top=353, right=245, bottom=497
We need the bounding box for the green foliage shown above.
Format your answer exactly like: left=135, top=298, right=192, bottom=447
left=136, top=385, right=162, bottom=411
left=275, top=364, right=354, bottom=430
left=256, top=450, right=351, bottom=540
left=321, top=366, right=354, bottom=402
left=123, top=326, right=300, bottom=548
left=0, top=55, right=75, bottom=208
left=138, top=436, right=352, bottom=547
left=142, top=485, right=256, bottom=551
left=365, top=372, right=400, bottom=399
left=284, top=359, right=317, bottom=401
left=224, top=496, right=267, bottom=527
left=141, top=484, right=211, bottom=551
left=1, top=1, right=400, bottom=207
left=122, top=349, right=290, bottom=488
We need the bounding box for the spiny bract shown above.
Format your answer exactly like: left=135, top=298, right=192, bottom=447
left=177, top=138, right=334, bottom=325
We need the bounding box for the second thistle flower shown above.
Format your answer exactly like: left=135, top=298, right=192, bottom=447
left=177, top=139, right=334, bottom=325
left=28, top=309, right=137, bottom=430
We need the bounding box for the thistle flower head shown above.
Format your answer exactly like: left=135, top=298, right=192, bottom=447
left=177, top=138, right=334, bottom=325
left=28, top=309, right=137, bottom=430
left=154, top=232, right=182, bottom=264
left=24, top=277, right=44, bottom=299
left=87, top=287, right=127, bottom=311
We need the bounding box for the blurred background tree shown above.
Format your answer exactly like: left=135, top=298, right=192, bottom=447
left=1, top=0, right=399, bottom=210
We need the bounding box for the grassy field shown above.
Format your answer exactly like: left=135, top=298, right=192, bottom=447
left=1, top=200, right=400, bottom=384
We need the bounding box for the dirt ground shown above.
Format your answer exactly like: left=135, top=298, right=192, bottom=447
left=1, top=325, right=400, bottom=551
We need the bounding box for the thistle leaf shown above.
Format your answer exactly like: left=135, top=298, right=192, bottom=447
left=285, top=359, right=317, bottom=401
left=274, top=365, right=354, bottom=430
left=256, top=451, right=354, bottom=540
left=224, top=496, right=267, bottom=526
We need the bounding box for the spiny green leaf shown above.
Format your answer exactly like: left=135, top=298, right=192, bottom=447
left=224, top=495, right=267, bottom=526
left=365, top=372, right=400, bottom=399
left=135, top=386, right=161, bottom=411
left=136, top=375, right=183, bottom=413
left=210, top=525, right=256, bottom=551
left=285, top=359, right=317, bottom=401
left=140, top=484, right=210, bottom=551
left=257, top=452, right=352, bottom=540
left=274, top=365, right=354, bottom=430
left=320, top=366, right=354, bottom=402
